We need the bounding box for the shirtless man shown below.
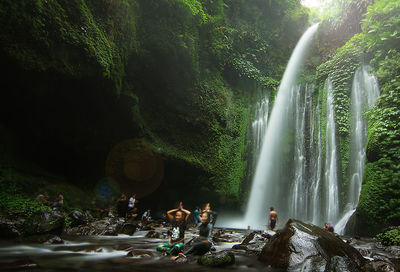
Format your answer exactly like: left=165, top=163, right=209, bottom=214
left=268, top=207, right=278, bottom=231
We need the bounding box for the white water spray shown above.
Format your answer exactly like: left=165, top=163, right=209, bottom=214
left=244, top=24, right=319, bottom=229
left=324, top=77, right=339, bottom=223
left=336, top=65, right=380, bottom=234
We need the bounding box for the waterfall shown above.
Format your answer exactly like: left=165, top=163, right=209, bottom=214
left=324, top=77, right=340, bottom=223
left=244, top=24, right=319, bottom=230
left=251, top=93, right=270, bottom=172
left=336, top=65, right=380, bottom=234
left=348, top=65, right=380, bottom=208
left=289, top=83, right=311, bottom=221
left=311, top=99, right=322, bottom=226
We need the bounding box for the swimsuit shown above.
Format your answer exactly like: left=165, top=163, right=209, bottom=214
left=270, top=219, right=276, bottom=229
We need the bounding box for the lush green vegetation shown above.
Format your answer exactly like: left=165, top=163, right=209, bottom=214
left=0, top=0, right=309, bottom=207
left=312, top=0, right=400, bottom=233
left=376, top=228, right=400, bottom=246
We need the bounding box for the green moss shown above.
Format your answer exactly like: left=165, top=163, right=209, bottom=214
left=0, top=0, right=310, bottom=203
left=377, top=229, right=400, bottom=246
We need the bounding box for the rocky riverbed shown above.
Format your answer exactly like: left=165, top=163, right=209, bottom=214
left=0, top=214, right=399, bottom=271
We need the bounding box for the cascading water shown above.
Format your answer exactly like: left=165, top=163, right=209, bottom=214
left=289, top=84, right=309, bottom=220
left=244, top=24, right=319, bottom=229
left=348, top=65, right=380, bottom=208
left=251, top=93, right=270, bottom=172
left=335, top=65, right=380, bottom=234
left=311, top=99, right=322, bottom=226
left=324, top=77, right=340, bottom=223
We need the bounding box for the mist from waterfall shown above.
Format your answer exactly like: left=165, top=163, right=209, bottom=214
left=243, top=24, right=319, bottom=229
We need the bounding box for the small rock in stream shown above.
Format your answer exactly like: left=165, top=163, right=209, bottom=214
left=145, top=230, right=161, bottom=238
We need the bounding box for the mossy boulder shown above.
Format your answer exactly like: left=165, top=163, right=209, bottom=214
left=198, top=250, right=235, bottom=267
left=23, top=210, right=65, bottom=236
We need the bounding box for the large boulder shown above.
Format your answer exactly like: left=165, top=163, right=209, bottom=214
left=259, top=219, right=366, bottom=271
left=23, top=210, right=65, bottom=236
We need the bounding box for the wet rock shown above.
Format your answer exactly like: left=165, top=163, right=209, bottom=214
left=68, top=210, right=87, bottom=227
left=65, top=217, right=134, bottom=236
left=84, top=210, right=94, bottom=222
left=175, top=256, right=188, bottom=263
left=23, top=210, right=65, bottom=235
left=0, top=217, right=20, bottom=238
left=198, top=250, right=235, bottom=267
left=385, top=246, right=400, bottom=258
left=259, top=219, right=366, bottom=271
left=0, top=259, right=38, bottom=269
left=135, top=221, right=154, bottom=231
left=44, top=235, right=64, bottom=244
left=363, top=260, right=397, bottom=272
left=232, top=231, right=271, bottom=255
left=85, top=247, right=104, bottom=253
left=115, top=244, right=134, bottom=251
left=127, top=249, right=154, bottom=258
left=119, top=223, right=137, bottom=235
left=145, top=230, right=161, bottom=238
left=357, top=247, right=372, bottom=258
left=213, top=229, right=242, bottom=243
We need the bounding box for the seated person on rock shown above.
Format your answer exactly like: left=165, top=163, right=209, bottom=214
left=324, top=222, right=334, bottom=233
left=156, top=202, right=191, bottom=257
left=141, top=209, right=151, bottom=221
left=174, top=211, right=213, bottom=260
left=127, top=207, right=138, bottom=219
left=51, top=192, right=64, bottom=208
left=203, top=203, right=217, bottom=226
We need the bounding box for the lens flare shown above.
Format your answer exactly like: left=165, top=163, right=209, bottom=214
left=105, top=139, right=164, bottom=198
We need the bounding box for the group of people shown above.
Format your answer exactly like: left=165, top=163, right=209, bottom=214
left=116, top=193, right=153, bottom=221
left=156, top=201, right=217, bottom=260
left=36, top=192, right=64, bottom=208
left=116, top=194, right=143, bottom=219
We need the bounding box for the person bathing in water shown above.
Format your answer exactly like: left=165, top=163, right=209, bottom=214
left=268, top=207, right=278, bottom=231
left=173, top=211, right=214, bottom=260
left=156, top=202, right=191, bottom=257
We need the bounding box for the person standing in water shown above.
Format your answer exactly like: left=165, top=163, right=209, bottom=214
left=268, top=207, right=277, bottom=231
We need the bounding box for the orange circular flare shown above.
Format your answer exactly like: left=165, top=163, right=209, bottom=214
left=105, top=139, right=164, bottom=198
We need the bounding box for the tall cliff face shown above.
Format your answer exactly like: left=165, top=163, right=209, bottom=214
left=312, top=0, right=400, bottom=234
left=0, top=0, right=308, bottom=208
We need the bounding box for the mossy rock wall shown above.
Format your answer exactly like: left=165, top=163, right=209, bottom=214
left=0, top=0, right=309, bottom=208
left=310, top=0, right=400, bottom=234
